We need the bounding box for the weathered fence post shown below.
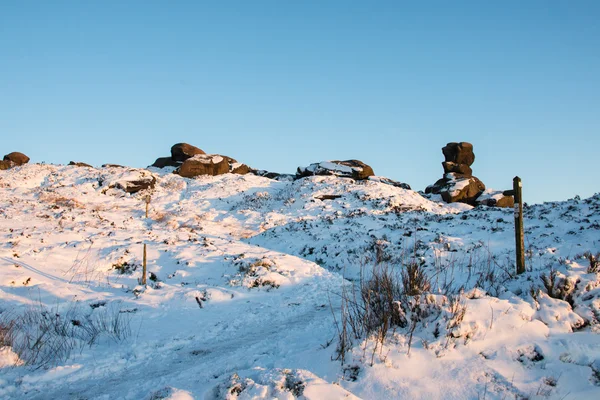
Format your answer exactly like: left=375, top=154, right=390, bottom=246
left=144, top=195, right=151, bottom=218
left=513, top=177, right=525, bottom=274
left=503, top=177, right=525, bottom=274
left=142, top=243, right=147, bottom=285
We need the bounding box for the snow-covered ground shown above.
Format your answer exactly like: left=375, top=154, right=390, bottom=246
left=0, top=164, right=599, bottom=399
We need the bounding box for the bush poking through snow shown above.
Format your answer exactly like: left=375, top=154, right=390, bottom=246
left=583, top=251, right=600, bottom=273
left=112, top=260, right=138, bottom=275
left=0, top=318, right=16, bottom=348
left=230, top=257, right=282, bottom=290
left=0, top=301, right=131, bottom=368
left=332, top=261, right=477, bottom=366
left=209, top=369, right=354, bottom=399
left=333, top=262, right=435, bottom=365
left=540, top=269, right=577, bottom=304
left=402, top=261, right=432, bottom=296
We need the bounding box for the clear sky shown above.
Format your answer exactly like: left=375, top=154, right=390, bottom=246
left=1, top=1, right=598, bottom=204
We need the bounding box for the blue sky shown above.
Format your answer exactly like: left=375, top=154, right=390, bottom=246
left=1, top=1, right=598, bottom=203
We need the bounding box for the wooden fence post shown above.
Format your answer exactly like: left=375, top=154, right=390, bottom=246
left=142, top=243, right=147, bottom=285
left=144, top=195, right=151, bottom=218
left=513, top=176, right=525, bottom=274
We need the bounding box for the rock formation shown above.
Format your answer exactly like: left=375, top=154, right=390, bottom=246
left=297, top=160, right=375, bottom=180
left=368, top=176, right=411, bottom=190
left=4, top=152, right=30, bottom=166
left=1, top=152, right=30, bottom=170
left=425, top=142, right=485, bottom=205
left=475, top=190, right=515, bottom=208
left=150, top=143, right=206, bottom=169
left=150, top=143, right=252, bottom=178
left=176, top=154, right=230, bottom=178
left=69, top=161, right=94, bottom=168
left=151, top=157, right=181, bottom=169
left=170, top=143, right=206, bottom=162
left=110, top=176, right=157, bottom=193
left=253, top=170, right=295, bottom=181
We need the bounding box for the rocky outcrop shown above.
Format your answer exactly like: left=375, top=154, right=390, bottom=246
left=150, top=143, right=206, bottom=169
left=69, top=161, right=93, bottom=168
left=109, top=175, right=157, bottom=194
left=0, top=160, right=14, bottom=170
left=426, top=142, right=485, bottom=205
left=176, top=154, right=255, bottom=178
left=151, top=157, right=181, bottom=169
left=3, top=152, right=29, bottom=167
left=113, top=176, right=157, bottom=194
left=427, top=174, right=486, bottom=204
left=230, top=163, right=251, bottom=175
left=171, top=143, right=205, bottom=162
left=253, top=170, right=296, bottom=181
left=1, top=152, right=29, bottom=170
left=368, top=176, right=411, bottom=190
left=475, top=190, right=515, bottom=208
left=297, top=160, right=374, bottom=180
left=152, top=143, right=252, bottom=177
left=176, top=154, right=230, bottom=178
left=427, top=142, right=514, bottom=208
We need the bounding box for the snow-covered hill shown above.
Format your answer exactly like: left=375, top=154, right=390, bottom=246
left=0, top=164, right=599, bottom=399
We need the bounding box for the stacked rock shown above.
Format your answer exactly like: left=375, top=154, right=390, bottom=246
left=425, top=142, right=485, bottom=205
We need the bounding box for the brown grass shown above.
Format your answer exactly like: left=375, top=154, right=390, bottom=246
left=38, top=192, right=85, bottom=209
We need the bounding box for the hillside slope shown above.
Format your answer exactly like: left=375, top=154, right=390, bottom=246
left=0, top=164, right=599, bottom=399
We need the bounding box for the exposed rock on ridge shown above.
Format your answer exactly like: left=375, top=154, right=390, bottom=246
left=425, top=142, right=485, bottom=205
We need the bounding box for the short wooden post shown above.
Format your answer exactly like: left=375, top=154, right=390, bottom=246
left=513, top=176, right=525, bottom=274
left=142, top=243, right=147, bottom=285
left=144, top=195, right=151, bottom=218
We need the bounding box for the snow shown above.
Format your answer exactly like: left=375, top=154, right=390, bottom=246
left=0, top=164, right=599, bottom=399
left=0, top=347, right=22, bottom=368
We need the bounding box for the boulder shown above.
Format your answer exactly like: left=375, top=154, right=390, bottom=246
left=151, top=157, right=181, bottom=169
left=102, top=164, right=125, bottom=168
left=3, top=152, right=30, bottom=166
left=496, top=196, right=515, bottom=208
left=315, top=194, right=343, bottom=201
left=475, top=190, right=515, bottom=208
left=297, top=160, right=374, bottom=180
left=442, top=142, right=475, bottom=166
left=110, top=176, right=156, bottom=194
left=230, top=163, right=251, bottom=175
left=368, top=176, right=411, bottom=190
left=176, top=154, right=230, bottom=178
left=426, top=173, right=485, bottom=205
left=69, top=161, right=93, bottom=168
left=0, top=160, right=15, bottom=170
left=254, top=170, right=279, bottom=179
left=171, top=143, right=205, bottom=162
